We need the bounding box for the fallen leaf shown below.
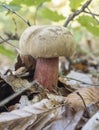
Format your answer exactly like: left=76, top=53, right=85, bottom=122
left=65, top=87, right=99, bottom=111
left=66, top=70, right=93, bottom=88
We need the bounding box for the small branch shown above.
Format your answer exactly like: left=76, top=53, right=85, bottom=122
left=0, top=81, right=40, bottom=107
left=0, top=37, right=10, bottom=44
left=0, top=32, right=19, bottom=44
left=5, top=32, right=19, bottom=40
left=84, top=10, right=99, bottom=17
left=2, top=4, right=31, bottom=27
left=0, top=36, right=20, bottom=53
left=87, top=7, right=99, bottom=24
left=63, top=76, right=99, bottom=87
left=63, top=0, right=92, bottom=27
left=0, top=88, right=27, bottom=107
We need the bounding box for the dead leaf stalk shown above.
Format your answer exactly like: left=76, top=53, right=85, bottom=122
left=76, top=92, right=90, bottom=118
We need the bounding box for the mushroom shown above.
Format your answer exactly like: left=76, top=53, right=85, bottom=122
left=19, top=25, right=76, bottom=91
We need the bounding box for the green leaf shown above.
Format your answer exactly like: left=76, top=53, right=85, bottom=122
left=39, top=7, right=65, bottom=22
left=0, top=46, right=16, bottom=59
left=10, top=0, right=34, bottom=6
left=33, top=0, right=51, bottom=5
left=10, top=0, right=51, bottom=6
left=77, top=15, right=99, bottom=36
left=69, top=0, right=85, bottom=10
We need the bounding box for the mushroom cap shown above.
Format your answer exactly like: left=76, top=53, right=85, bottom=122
left=19, top=25, right=76, bottom=58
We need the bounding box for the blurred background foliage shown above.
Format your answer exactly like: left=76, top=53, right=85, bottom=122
left=0, top=0, right=99, bottom=68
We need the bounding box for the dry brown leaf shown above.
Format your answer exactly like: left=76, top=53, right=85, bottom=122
left=65, top=87, right=99, bottom=111
left=43, top=110, right=84, bottom=130
left=58, top=77, right=75, bottom=96
left=0, top=114, right=37, bottom=130
left=0, top=95, right=84, bottom=130
left=72, top=60, right=88, bottom=72
left=0, top=72, right=32, bottom=92
left=66, top=71, right=93, bottom=88
left=2, top=90, right=96, bottom=130
left=46, top=93, right=65, bottom=103
left=0, top=99, right=63, bottom=129
left=29, top=109, right=61, bottom=130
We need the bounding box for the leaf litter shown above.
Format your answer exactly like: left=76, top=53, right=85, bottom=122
left=0, top=54, right=99, bottom=130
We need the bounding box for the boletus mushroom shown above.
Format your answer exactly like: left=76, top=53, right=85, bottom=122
left=19, top=25, right=76, bottom=91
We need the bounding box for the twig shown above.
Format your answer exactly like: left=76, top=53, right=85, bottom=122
left=0, top=88, right=27, bottom=107
left=0, top=81, right=39, bottom=107
left=0, top=37, right=10, bottom=44
left=2, top=4, right=31, bottom=27
left=84, top=10, right=99, bottom=16
left=76, top=92, right=90, bottom=117
left=5, top=32, right=19, bottom=40
left=63, top=76, right=99, bottom=87
left=63, top=0, right=92, bottom=27
left=0, top=32, right=19, bottom=44
left=0, top=36, right=20, bottom=53
left=87, top=7, right=99, bottom=24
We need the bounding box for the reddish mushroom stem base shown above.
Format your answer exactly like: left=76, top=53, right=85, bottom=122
left=34, top=57, right=58, bottom=91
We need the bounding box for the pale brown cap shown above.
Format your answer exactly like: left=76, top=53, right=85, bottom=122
left=19, top=25, right=76, bottom=58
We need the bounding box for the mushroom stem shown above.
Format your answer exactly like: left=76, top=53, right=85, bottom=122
left=34, top=57, right=58, bottom=91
